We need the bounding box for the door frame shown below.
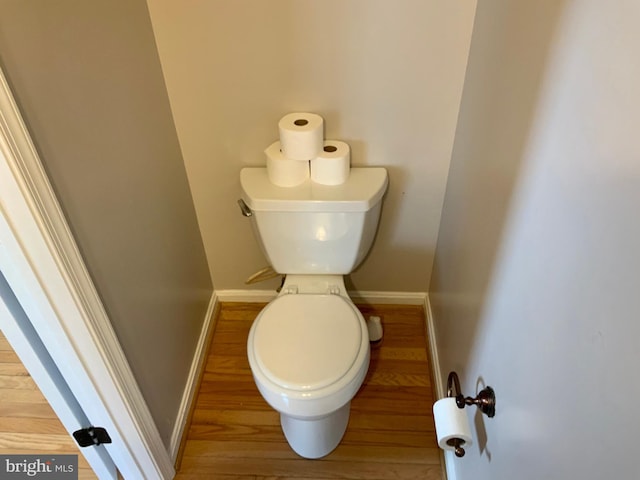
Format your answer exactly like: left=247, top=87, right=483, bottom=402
left=0, top=67, right=174, bottom=479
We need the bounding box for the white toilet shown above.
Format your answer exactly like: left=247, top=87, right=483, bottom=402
left=239, top=166, right=388, bottom=459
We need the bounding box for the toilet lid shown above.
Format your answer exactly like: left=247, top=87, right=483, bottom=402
left=252, top=294, right=363, bottom=391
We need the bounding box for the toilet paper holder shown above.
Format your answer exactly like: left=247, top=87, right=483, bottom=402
left=447, top=371, right=496, bottom=418
left=445, top=371, right=496, bottom=458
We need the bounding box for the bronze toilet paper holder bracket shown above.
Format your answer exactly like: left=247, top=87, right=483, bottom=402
left=446, top=371, right=496, bottom=457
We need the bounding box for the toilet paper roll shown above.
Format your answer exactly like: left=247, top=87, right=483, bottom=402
left=265, top=141, right=310, bottom=187
left=278, top=112, right=324, bottom=160
left=433, top=397, right=473, bottom=452
left=310, top=140, right=351, bottom=185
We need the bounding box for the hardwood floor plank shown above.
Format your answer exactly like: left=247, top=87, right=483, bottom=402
left=187, top=423, right=285, bottom=443
left=351, top=385, right=435, bottom=414
left=347, top=412, right=435, bottom=432
left=183, top=440, right=441, bottom=466
left=0, top=373, right=40, bottom=390
left=0, top=402, right=59, bottom=419
left=205, top=355, right=252, bottom=374
left=191, top=408, right=279, bottom=427
left=0, top=363, right=31, bottom=376
left=0, top=350, right=21, bottom=363
left=0, top=387, right=47, bottom=404
left=375, top=346, right=428, bottom=362
left=176, top=302, right=443, bottom=480
left=178, top=456, right=441, bottom=480
left=0, top=417, right=79, bottom=435
left=0, top=432, right=82, bottom=451
left=0, top=336, right=12, bottom=351
left=365, top=370, right=430, bottom=387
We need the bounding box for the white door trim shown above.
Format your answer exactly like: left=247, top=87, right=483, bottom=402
left=0, top=66, right=173, bottom=479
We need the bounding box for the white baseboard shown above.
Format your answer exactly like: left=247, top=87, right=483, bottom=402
left=424, top=294, right=444, bottom=399
left=215, top=288, right=428, bottom=305
left=215, top=289, right=276, bottom=303
left=168, top=291, right=219, bottom=461
left=350, top=290, right=427, bottom=305
left=424, top=294, right=456, bottom=480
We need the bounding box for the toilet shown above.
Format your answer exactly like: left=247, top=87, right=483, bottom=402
left=239, top=166, right=388, bottom=458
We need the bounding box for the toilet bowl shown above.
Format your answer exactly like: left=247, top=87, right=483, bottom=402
left=247, top=276, right=370, bottom=458
left=240, top=166, right=387, bottom=457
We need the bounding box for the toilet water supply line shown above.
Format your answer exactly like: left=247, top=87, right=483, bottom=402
left=245, top=266, right=281, bottom=285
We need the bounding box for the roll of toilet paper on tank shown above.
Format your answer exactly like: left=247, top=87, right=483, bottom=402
left=265, top=141, right=310, bottom=187
left=278, top=112, right=324, bottom=160
left=310, top=140, right=351, bottom=185
left=433, top=397, right=473, bottom=452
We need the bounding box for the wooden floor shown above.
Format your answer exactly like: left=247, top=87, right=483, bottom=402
left=0, top=331, right=98, bottom=480
left=176, top=302, right=443, bottom=480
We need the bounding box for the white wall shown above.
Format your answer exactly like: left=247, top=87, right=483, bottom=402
left=431, top=0, right=640, bottom=479
left=146, top=0, right=477, bottom=292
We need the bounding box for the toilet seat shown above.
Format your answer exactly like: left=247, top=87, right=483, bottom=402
left=251, top=294, right=363, bottom=392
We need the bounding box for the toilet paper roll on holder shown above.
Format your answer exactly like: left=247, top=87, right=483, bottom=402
left=446, top=371, right=496, bottom=457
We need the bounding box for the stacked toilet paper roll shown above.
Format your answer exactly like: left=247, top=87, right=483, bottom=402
left=265, top=141, right=310, bottom=187
left=265, top=112, right=351, bottom=187
left=311, top=140, right=351, bottom=186
left=278, top=113, right=324, bottom=161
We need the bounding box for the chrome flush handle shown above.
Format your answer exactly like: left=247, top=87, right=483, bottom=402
left=237, top=199, right=252, bottom=217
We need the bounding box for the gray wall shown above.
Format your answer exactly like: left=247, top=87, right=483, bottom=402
left=0, top=0, right=212, bottom=447
left=146, top=0, right=477, bottom=292
left=430, top=0, right=640, bottom=478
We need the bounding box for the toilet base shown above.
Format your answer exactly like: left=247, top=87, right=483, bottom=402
left=280, top=403, right=351, bottom=459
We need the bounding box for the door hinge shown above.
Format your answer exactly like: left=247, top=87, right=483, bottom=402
left=72, top=427, right=112, bottom=447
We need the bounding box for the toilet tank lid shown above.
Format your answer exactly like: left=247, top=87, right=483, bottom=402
left=240, top=167, right=388, bottom=212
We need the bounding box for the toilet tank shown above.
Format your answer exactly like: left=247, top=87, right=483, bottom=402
left=240, top=167, right=388, bottom=274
